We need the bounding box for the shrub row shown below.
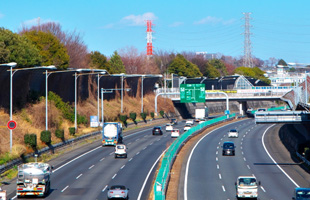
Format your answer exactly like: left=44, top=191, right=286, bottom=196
left=119, top=110, right=165, bottom=125
left=24, top=127, right=75, bottom=149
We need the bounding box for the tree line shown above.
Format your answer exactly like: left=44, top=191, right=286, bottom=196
left=0, top=22, right=285, bottom=83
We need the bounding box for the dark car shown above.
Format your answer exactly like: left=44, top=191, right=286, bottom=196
left=222, top=141, right=235, bottom=156
left=170, top=118, right=178, bottom=125
left=152, top=126, right=163, bottom=135
left=293, top=188, right=310, bottom=200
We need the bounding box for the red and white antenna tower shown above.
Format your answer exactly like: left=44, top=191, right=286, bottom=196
left=146, top=20, right=154, bottom=57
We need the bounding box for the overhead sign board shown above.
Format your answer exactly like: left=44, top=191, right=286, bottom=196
left=180, top=84, right=205, bottom=103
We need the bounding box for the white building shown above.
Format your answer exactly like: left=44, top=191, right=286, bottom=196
left=267, top=65, right=306, bottom=86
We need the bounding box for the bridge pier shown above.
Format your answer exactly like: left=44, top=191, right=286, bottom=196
left=238, top=101, right=247, bottom=115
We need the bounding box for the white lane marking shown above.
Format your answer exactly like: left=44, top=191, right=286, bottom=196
left=262, top=124, right=300, bottom=187
left=150, top=142, right=153, bottom=145
left=109, top=152, right=114, bottom=155
left=136, top=139, right=140, bottom=141
left=247, top=165, right=250, bottom=169
left=143, top=146, right=147, bottom=150
left=128, top=142, right=132, bottom=145
left=216, top=151, right=218, bottom=155
left=243, top=135, right=246, bottom=138
left=53, top=146, right=101, bottom=173
left=100, top=158, right=105, bottom=161
left=76, top=174, right=83, bottom=179
left=217, top=164, right=219, bottom=169
left=241, top=141, right=243, bottom=145
left=112, top=174, right=117, bottom=179
left=242, top=151, right=244, bottom=155
left=102, top=185, right=108, bottom=192
left=144, top=135, right=148, bottom=137
left=260, top=186, right=266, bottom=192
left=216, top=157, right=218, bottom=161
left=61, top=185, right=69, bottom=192
left=243, top=157, right=246, bottom=161
left=89, top=165, right=94, bottom=169
left=121, top=165, right=125, bottom=169
left=220, top=138, right=223, bottom=140
left=218, top=142, right=221, bottom=145
left=222, top=185, right=226, bottom=192
left=184, top=119, right=249, bottom=200
left=240, top=146, right=243, bottom=149
left=137, top=149, right=168, bottom=200
left=157, top=139, right=161, bottom=141
left=217, top=146, right=219, bottom=149
left=129, top=158, right=133, bottom=161
left=219, top=174, right=222, bottom=179
left=136, top=152, right=140, bottom=155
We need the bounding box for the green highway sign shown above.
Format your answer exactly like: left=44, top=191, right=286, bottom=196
left=180, top=84, right=206, bottom=103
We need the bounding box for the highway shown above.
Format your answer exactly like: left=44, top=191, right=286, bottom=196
left=7, top=121, right=186, bottom=200
left=182, top=119, right=305, bottom=200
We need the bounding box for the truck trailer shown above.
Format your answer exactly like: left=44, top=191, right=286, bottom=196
left=16, top=162, right=52, bottom=198
left=102, top=122, right=123, bottom=146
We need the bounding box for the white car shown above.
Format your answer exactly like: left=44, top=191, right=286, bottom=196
left=171, top=129, right=180, bottom=138
left=228, top=129, right=239, bottom=138
left=184, top=124, right=191, bottom=131
left=186, top=119, right=194, bottom=125
left=115, top=144, right=127, bottom=158
left=166, top=123, right=173, bottom=132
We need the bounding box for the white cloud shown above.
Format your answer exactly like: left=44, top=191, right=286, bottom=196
left=22, top=17, right=54, bottom=27
left=121, top=12, right=158, bottom=26
left=194, top=16, right=236, bottom=25
left=194, top=16, right=222, bottom=25
left=170, top=22, right=184, bottom=27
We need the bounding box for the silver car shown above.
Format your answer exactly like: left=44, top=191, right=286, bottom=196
left=107, top=185, right=129, bottom=200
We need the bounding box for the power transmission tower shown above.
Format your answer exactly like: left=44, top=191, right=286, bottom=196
left=242, top=12, right=253, bottom=68
left=146, top=20, right=154, bottom=58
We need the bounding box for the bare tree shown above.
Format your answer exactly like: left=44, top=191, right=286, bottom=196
left=20, top=22, right=89, bottom=68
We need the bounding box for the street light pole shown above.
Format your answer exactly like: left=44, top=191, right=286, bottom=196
left=141, top=75, right=145, bottom=113
left=121, top=75, right=124, bottom=113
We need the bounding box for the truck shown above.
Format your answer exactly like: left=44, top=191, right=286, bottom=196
left=235, top=175, right=259, bottom=199
left=16, top=162, right=53, bottom=198
left=195, top=107, right=208, bottom=122
left=102, top=122, right=123, bottom=146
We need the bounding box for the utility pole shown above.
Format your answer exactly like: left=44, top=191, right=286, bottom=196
left=243, top=12, right=253, bottom=68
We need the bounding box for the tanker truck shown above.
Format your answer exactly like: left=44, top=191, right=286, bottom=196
left=102, top=122, right=123, bottom=146
left=16, top=162, right=53, bottom=198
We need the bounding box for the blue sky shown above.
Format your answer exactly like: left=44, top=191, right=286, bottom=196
left=1, top=0, right=310, bottom=64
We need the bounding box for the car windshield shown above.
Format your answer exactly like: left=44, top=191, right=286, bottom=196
left=117, top=145, right=125, bottom=149
left=296, top=191, right=310, bottom=198
left=230, top=129, right=237, bottom=132
left=110, top=185, right=126, bottom=190
left=223, top=143, right=234, bottom=149
left=239, top=178, right=257, bottom=186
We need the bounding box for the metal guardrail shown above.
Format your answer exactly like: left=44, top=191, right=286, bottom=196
left=153, top=114, right=236, bottom=200
left=0, top=117, right=166, bottom=175
left=296, top=152, right=310, bottom=166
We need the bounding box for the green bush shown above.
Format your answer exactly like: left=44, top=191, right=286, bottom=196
left=129, top=112, right=137, bottom=122
left=69, top=127, right=76, bottom=135
left=24, top=134, right=37, bottom=148
left=159, top=110, right=165, bottom=118
left=40, top=130, right=51, bottom=144
left=150, top=112, right=155, bottom=119
left=140, top=112, right=147, bottom=121
left=119, top=114, right=128, bottom=126
left=55, top=129, right=64, bottom=139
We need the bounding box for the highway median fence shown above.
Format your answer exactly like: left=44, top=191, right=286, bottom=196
left=154, top=113, right=236, bottom=200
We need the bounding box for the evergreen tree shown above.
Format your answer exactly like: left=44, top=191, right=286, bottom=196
left=168, top=54, right=202, bottom=78
left=109, top=51, right=125, bottom=74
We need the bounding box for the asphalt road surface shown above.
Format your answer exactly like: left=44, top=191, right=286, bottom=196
left=182, top=119, right=306, bottom=200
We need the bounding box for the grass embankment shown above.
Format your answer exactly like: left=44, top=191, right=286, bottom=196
left=0, top=93, right=174, bottom=165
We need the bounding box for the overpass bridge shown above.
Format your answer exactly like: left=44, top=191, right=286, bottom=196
left=156, top=86, right=292, bottom=115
